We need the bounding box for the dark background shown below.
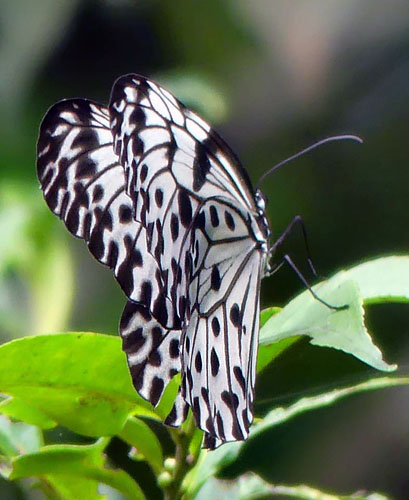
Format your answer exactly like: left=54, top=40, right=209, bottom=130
left=0, top=1, right=408, bottom=499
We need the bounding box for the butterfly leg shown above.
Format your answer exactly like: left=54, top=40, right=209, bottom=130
left=268, top=216, right=347, bottom=310
left=269, top=254, right=348, bottom=311
left=268, top=215, right=318, bottom=277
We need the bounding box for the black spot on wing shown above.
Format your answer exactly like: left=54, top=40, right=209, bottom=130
left=195, top=351, right=202, bottom=373
left=75, top=158, right=97, bottom=179
left=139, top=280, right=153, bottom=307
left=106, top=240, right=119, bottom=268
left=122, top=327, right=145, bottom=353
left=209, top=205, right=219, bottom=227
left=221, top=391, right=244, bottom=440
left=170, top=213, right=179, bottom=242
left=216, top=411, right=225, bottom=439
left=194, top=211, right=206, bottom=231
left=152, top=293, right=168, bottom=327
left=169, top=339, right=179, bottom=359
left=210, top=348, right=220, bottom=376
left=211, top=317, right=220, bottom=337
left=230, top=303, right=240, bottom=327
left=92, top=184, right=104, bottom=202
left=211, top=266, right=221, bottom=291
left=233, top=366, right=246, bottom=396
left=140, top=164, right=148, bottom=183
left=119, top=204, right=133, bottom=223
left=155, top=188, right=164, bottom=207
left=192, top=396, right=201, bottom=424
left=148, top=350, right=162, bottom=367
left=193, top=142, right=211, bottom=192
left=224, top=210, right=235, bottom=231
left=178, top=189, right=192, bottom=227
left=72, top=128, right=99, bottom=150
left=150, top=376, right=164, bottom=406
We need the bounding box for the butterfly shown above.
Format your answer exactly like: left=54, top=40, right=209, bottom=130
left=36, top=74, right=271, bottom=449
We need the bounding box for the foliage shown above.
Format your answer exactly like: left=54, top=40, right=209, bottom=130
left=0, top=257, right=407, bottom=499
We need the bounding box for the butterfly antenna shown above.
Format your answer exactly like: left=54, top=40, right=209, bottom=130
left=257, top=135, right=363, bottom=188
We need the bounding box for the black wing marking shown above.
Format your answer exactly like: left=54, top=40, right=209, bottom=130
left=37, top=99, right=176, bottom=326
left=108, top=75, right=260, bottom=316
left=178, top=201, right=263, bottom=447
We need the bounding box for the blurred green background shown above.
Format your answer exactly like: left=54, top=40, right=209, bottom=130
left=0, top=1, right=408, bottom=499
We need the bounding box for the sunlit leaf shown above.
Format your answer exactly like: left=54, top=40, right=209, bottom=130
left=258, top=256, right=408, bottom=373
left=260, top=279, right=396, bottom=372
left=260, top=307, right=281, bottom=327
left=0, top=397, right=56, bottom=429
left=337, top=255, right=409, bottom=304
left=0, top=333, right=154, bottom=437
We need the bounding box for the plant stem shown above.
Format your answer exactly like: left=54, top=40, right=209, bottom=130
left=164, top=413, right=199, bottom=500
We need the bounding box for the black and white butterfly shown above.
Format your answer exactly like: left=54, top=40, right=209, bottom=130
left=37, top=74, right=271, bottom=449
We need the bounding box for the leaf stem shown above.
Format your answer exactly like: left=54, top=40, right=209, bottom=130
left=163, top=413, right=198, bottom=500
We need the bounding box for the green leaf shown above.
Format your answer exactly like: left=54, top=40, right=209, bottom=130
left=0, top=333, right=154, bottom=437
left=118, top=417, right=163, bottom=474
left=195, top=473, right=391, bottom=500
left=337, top=255, right=409, bottom=304
left=260, top=307, right=281, bottom=327
left=257, top=307, right=298, bottom=372
left=237, top=473, right=392, bottom=500
left=248, top=376, right=409, bottom=441
left=184, top=377, right=408, bottom=499
left=10, top=439, right=146, bottom=500
left=154, top=374, right=180, bottom=420
left=257, top=337, right=299, bottom=373
left=260, top=279, right=396, bottom=372
left=258, top=256, right=409, bottom=373
left=0, top=397, right=56, bottom=429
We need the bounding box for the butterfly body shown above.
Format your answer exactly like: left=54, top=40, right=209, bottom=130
left=37, top=74, right=271, bottom=448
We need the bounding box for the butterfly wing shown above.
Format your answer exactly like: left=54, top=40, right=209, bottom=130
left=36, top=99, right=176, bottom=324
left=108, top=75, right=269, bottom=446
left=175, top=201, right=263, bottom=447
left=119, top=300, right=184, bottom=408
left=109, top=75, right=259, bottom=316
left=37, top=75, right=269, bottom=448
left=37, top=98, right=187, bottom=410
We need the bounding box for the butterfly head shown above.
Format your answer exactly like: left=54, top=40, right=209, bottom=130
left=254, top=189, right=271, bottom=239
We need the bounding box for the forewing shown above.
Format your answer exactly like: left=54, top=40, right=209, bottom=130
left=109, top=74, right=258, bottom=309
left=36, top=99, right=175, bottom=325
